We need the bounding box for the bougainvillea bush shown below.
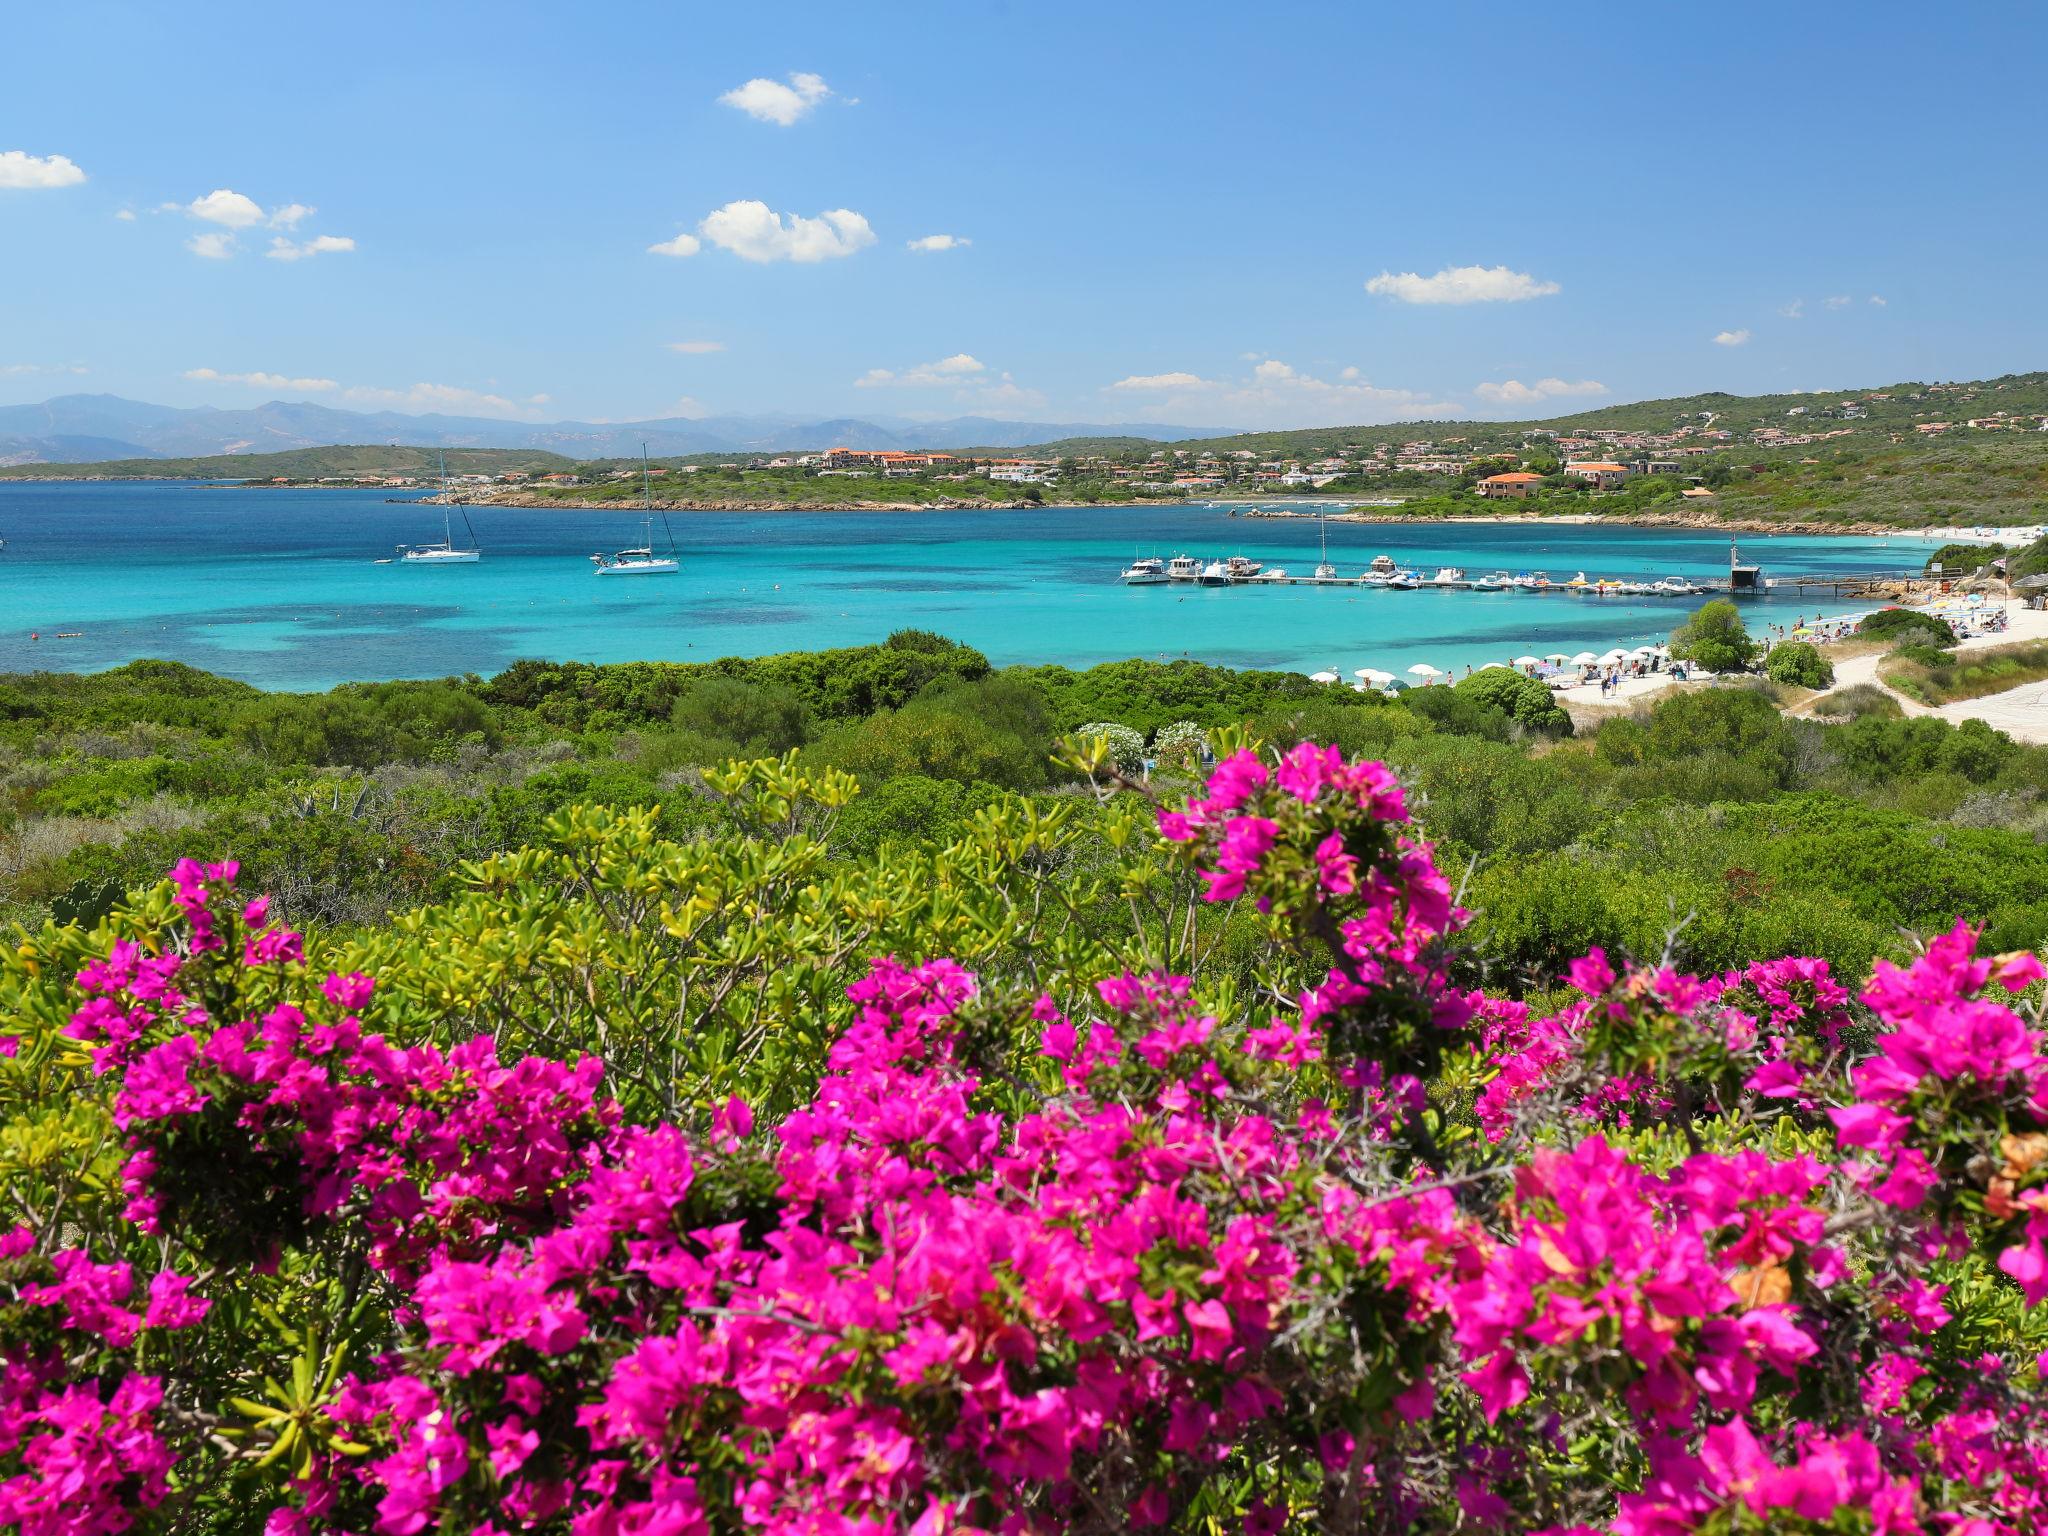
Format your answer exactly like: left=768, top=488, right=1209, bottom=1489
left=5, top=742, right=2048, bottom=1535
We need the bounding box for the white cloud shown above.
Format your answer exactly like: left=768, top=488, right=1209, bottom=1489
left=183, top=189, right=268, bottom=228
left=719, top=71, right=831, bottom=125
left=666, top=340, right=726, bottom=354
left=854, top=353, right=987, bottom=388
left=907, top=234, right=969, bottom=252
left=1779, top=299, right=1805, bottom=319
left=1108, top=371, right=1215, bottom=392
left=1, top=362, right=88, bottom=376
left=853, top=355, right=1045, bottom=413
left=341, top=382, right=544, bottom=418
left=647, top=231, right=702, bottom=258
left=184, top=367, right=338, bottom=392
left=1824, top=295, right=1852, bottom=310
left=0, top=150, right=86, bottom=189
left=114, top=208, right=136, bottom=221
left=697, top=200, right=875, bottom=263
left=975, top=376, right=1046, bottom=411
left=265, top=233, right=355, bottom=261
left=1365, top=264, right=1560, bottom=305
left=1473, top=377, right=1609, bottom=406
left=1125, top=358, right=1453, bottom=430
left=1713, top=329, right=1751, bottom=347
left=172, top=190, right=341, bottom=258
left=1868, top=294, right=1887, bottom=307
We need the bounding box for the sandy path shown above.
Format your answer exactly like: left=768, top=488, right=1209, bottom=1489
left=1800, top=598, right=2048, bottom=741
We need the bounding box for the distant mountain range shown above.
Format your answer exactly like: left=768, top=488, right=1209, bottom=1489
left=0, top=395, right=1232, bottom=465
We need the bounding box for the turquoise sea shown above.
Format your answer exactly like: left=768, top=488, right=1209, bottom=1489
left=0, top=484, right=1940, bottom=691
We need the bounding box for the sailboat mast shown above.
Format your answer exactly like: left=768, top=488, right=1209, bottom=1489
left=439, top=451, right=454, bottom=545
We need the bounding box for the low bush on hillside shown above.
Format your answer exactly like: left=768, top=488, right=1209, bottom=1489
left=1860, top=607, right=1959, bottom=646
left=1763, top=640, right=1835, bottom=689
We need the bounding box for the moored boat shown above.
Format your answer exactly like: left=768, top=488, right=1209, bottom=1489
left=1120, top=556, right=1169, bottom=585
left=1167, top=555, right=1203, bottom=582
left=399, top=453, right=482, bottom=563
left=592, top=451, right=681, bottom=575
left=1199, top=560, right=1232, bottom=587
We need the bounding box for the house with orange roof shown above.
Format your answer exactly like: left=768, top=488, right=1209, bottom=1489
left=1563, top=460, right=1633, bottom=490
left=1475, top=470, right=1545, bottom=501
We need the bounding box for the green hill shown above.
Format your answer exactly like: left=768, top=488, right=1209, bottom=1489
left=1137, top=373, right=2048, bottom=459
left=0, top=444, right=577, bottom=481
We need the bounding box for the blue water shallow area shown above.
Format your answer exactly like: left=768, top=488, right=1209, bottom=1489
left=0, top=484, right=1942, bottom=691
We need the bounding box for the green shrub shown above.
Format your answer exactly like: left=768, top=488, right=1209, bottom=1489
left=1452, top=668, right=1574, bottom=736
left=1668, top=599, right=1759, bottom=674
left=1860, top=607, right=1957, bottom=646
left=1763, top=642, right=1835, bottom=689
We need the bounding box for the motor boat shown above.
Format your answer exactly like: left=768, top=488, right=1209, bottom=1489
left=1564, top=572, right=1592, bottom=592
left=1167, top=555, right=1204, bottom=582
left=1429, top=566, right=1466, bottom=588
left=1225, top=555, right=1264, bottom=580
left=1199, top=560, right=1233, bottom=587
left=1652, top=576, right=1701, bottom=595
left=1369, top=553, right=1397, bottom=575
left=1120, top=556, right=1169, bottom=585
left=1358, top=569, right=1392, bottom=587
left=1253, top=566, right=1290, bottom=581
left=1386, top=568, right=1421, bottom=590
left=1470, top=570, right=1513, bottom=592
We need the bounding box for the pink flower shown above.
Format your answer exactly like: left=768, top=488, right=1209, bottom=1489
left=322, top=971, right=375, bottom=1011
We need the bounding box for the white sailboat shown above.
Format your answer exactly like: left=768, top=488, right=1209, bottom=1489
left=398, top=452, right=482, bottom=563
left=593, top=447, right=681, bottom=575
left=1313, top=513, right=1338, bottom=580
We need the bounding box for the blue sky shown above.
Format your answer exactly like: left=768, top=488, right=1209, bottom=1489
left=3, top=0, right=2043, bottom=431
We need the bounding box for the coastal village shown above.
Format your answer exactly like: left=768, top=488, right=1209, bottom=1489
left=275, top=378, right=2048, bottom=503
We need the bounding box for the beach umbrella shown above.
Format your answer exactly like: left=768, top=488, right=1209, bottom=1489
left=1597, top=648, right=1628, bottom=663
left=1475, top=661, right=1513, bottom=672
left=1570, top=651, right=1598, bottom=665
left=1357, top=667, right=1394, bottom=684
left=1543, top=652, right=1570, bottom=663
left=1310, top=670, right=1340, bottom=683
left=1513, top=655, right=1543, bottom=667
left=1406, top=663, right=1443, bottom=679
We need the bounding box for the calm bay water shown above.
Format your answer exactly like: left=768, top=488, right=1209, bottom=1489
left=0, top=483, right=1939, bottom=691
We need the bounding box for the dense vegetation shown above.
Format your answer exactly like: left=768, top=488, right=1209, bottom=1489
left=5, top=629, right=2047, bottom=988
left=6, top=722, right=2048, bottom=1532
